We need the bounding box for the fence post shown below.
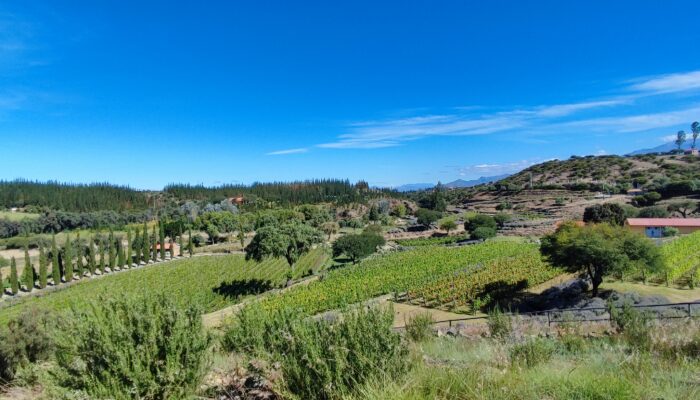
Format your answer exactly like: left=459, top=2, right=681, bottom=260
left=547, top=311, right=551, bottom=326
left=449, top=320, right=452, bottom=327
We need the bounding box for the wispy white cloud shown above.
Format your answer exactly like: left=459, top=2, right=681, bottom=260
left=560, top=105, right=700, bottom=133
left=454, top=159, right=547, bottom=177
left=266, top=147, right=309, bottom=156
left=628, top=71, right=700, bottom=94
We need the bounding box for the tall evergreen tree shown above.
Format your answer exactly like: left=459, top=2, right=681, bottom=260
left=188, top=229, right=194, bottom=257
left=142, top=223, right=150, bottom=263
left=64, top=234, right=74, bottom=282
left=98, top=237, right=106, bottom=273
left=168, top=237, right=175, bottom=259
left=108, top=230, right=116, bottom=270
left=38, top=243, right=48, bottom=289
left=117, top=240, right=126, bottom=269
left=159, top=221, right=166, bottom=260
left=88, top=237, right=96, bottom=274
left=23, top=242, right=34, bottom=292
left=134, top=228, right=142, bottom=264
left=10, top=257, right=19, bottom=294
left=75, top=232, right=84, bottom=279
left=126, top=229, right=132, bottom=268
left=152, top=225, right=158, bottom=262
left=51, top=235, right=60, bottom=285
left=0, top=261, right=3, bottom=297
left=178, top=227, right=184, bottom=257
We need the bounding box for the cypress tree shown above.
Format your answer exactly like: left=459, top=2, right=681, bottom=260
left=126, top=229, right=132, bottom=268
left=0, top=262, right=3, bottom=297
left=152, top=225, right=158, bottom=262
left=64, top=234, right=74, bottom=282
left=178, top=227, right=184, bottom=257
left=159, top=221, right=166, bottom=260
left=134, top=229, right=142, bottom=264
left=10, top=257, right=19, bottom=294
left=117, top=240, right=126, bottom=269
left=39, top=244, right=47, bottom=289
left=98, top=237, right=106, bottom=273
left=51, top=235, right=60, bottom=285
left=75, top=232, right=84, bottom=279
left=23, top=242, right=34, bottom=292
left=142, top=223, right=150, bottom=263
left=108, top=230, right=116, bottom=270
left=188, top=229, right=194, bottom=257
left=88, top=237, right=96, bottom=274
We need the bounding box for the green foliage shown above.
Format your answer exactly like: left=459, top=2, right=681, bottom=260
left=51, top=235, right=60, bottom=285
left=510, top=338, right=556, bottom=367
left=223, top=304, right=407, bottom=399
left=582, top=203, right=626, bottom=225
left=405, top=313, right=434, bottom=342
left=609, top=302, right=652, bottom=350
left=493, top=213, right=511, bottom=228
left=0, top=308, right=53, bottom=382
left=487, top=306, right=512, bottom=340
left=395, top=234, right=469, bottom=247
left=64, top=233, right=73, bottom=282
left=663, top=226, right=679, bottom=237
left=245, top=221, right=323, bottom=271
left=465, top=214, right=497, bottom=233
left=541, top=222, right=663, bottom=295
left=333, top=232, right=385, bottom=263
left=415, top=208, right=442, bottom=226
left=10, top=257, right=19, bottom=294
left=471, top=226, right=497, bottom=240
left=638, top=206, right=670, bottom=218
left=438, top=217, right=457, bottom=233
left=52, top=293, right=211, bottom=399
left=22, top=242, right=34, bottom=292
left=632, top=191, right=662, bottom=207
left=661, top=230, right=700, bottom=284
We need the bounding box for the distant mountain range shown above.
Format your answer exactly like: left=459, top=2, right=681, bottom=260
left=394, top=174, right=510, bottom=192
left=627, top=141, right=694, bottom=156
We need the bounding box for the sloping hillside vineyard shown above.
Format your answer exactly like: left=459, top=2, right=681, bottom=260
left=0, top=248, right=329, bottom=325
left=260, top=242, right=559, bottom=316
left=662, top=230, right=700, bottom=283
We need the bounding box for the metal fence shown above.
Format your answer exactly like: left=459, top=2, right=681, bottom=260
left=427, top=301, right=700, bottom=328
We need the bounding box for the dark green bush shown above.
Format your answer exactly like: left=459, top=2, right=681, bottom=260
left=610, top=302, right=652, bottom=351
left=0, top=308, right=53, bottom=382
left=52, top=293, right=211, bottom=399
left=471, top=226, right=497, bottom=240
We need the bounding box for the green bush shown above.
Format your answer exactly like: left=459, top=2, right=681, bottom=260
left=471, top=226, right=497, bottom=240
left=52, top=293, right=211, bottom=399
left=0, top=308, right=53, bottom=382
left=223, top=304, right=408, bottom=399
left=487, top=307, right=512, bottom=340
left=510, top=338, right=556, bottom=367
left=609, top=302, right=652, bottom=351
left=405, top=312, right=434, bottom=342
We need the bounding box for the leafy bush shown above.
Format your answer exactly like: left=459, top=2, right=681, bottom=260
left=415, top=208, right=442, bottom=226
left=52, top=293, right=211, bottom=399
left=223, top=304, right=408, bottom=399
left=510, top=338, right=556, bottom=367
left=333, top=232, right=385, bottom=263
left=405, top=313, right=433, bottom=342
left=471, top=226, right=497, bottom=240
left=583, top=203, right=626, bottom=226
left=0, top=308, right=53, bottom=382
left=638, top=206, right=669, bottom=218
left=663, top=226, right=679, bottom=237
left=609, top=302, right=652, bottom=351
left=465, top=214, right=497, bottom=232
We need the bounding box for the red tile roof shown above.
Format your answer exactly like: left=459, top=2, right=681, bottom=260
left=626, top=218, right=700, bottom=227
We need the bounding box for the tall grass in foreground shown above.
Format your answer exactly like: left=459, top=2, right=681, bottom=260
left=222, top=304, right=408, bottom=399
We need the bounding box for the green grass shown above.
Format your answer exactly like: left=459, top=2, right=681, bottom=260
left=0, top=247, right=329, bottom=325
left=350, top=335, right=700, bottom=400
left=0, top=211, right=40, bottom=222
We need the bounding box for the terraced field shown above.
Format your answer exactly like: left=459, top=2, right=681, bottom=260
left=0, top=247, right=329, bottom=324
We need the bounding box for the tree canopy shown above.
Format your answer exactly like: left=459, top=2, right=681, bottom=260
left=332, top=232, right=385, bottom=263
left=245, top=222, right=323, bottom=276
left=582, top=203, right=626, bottom=226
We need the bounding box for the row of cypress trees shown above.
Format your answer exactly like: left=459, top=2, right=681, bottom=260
left=1, top=221, right=194, bottom=297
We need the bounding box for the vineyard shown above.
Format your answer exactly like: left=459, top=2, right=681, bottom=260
left=394, top=234, right=469, bottom=247
left=0, top=248, right=329, bottom=324
left=260, top=241, right=561, bottom=316
left=662, top=231, right=700, bottom=284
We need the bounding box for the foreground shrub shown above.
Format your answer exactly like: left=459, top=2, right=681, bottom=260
left=487, top=307, right=512, bottom=340
left=405, top=312, right=433, bottom=342
left=510, top=338, right=556, bottom=367
left=224, top=304, right=408, bottom=399
left=0, top=308, right=53, bottom=382
left=52, top=293, right=211, bottom=399
left=610, top=302, right=652, bottom=350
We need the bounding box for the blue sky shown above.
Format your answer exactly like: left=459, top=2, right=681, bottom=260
left=2, top=1, right=700, bottom=189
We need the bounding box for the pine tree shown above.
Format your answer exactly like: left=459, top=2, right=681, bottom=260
left=75, top=232, right=84, bottom=279
left=10, top=257, right=19, bottom=294
left=159, top=221, right=166, bottom=260
left=88, top=238, right=96, bottom=274
left=51, top=235, right=60, bottom=285
left=142, top=223, right=150, bottom=264
left=23, top=241, right=34, bottom=292
left=64, top=234, right=74, bottom=282
left=188, top=229, right=194, bottom=257
left=152, top=225, right=158, bottom=262
left=39, top=244, right=47, bottom=289
left=126, top=229, right=132, bottom=268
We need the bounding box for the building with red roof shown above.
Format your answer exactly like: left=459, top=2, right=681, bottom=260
left=626, top=218, right=700, bottom=238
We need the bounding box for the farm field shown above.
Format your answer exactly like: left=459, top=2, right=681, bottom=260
left=259, top=241, right=562, bottom=317
left=0, top=247, right=329, bottom=325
